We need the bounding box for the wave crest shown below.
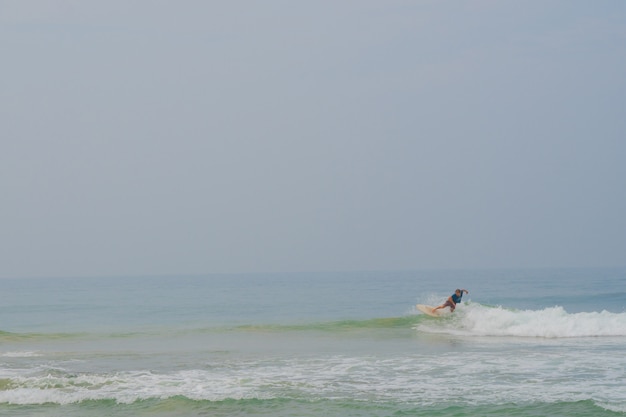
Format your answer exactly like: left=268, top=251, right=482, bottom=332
left=417, top=304, right=626, bottom=338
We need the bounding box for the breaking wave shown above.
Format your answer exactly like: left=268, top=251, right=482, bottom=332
left=416, top=303, right=626, bottom=338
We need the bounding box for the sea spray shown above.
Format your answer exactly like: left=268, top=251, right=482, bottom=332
left=417, top=303, right=626, bottom=338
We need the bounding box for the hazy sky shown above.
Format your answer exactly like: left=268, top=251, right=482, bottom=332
left=1, top=1, right=625, bottom=278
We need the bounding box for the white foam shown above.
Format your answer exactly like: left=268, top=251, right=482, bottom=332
left=1, top=351, right=42, bottom=358
left=418, top=303, right=626, bottom=338
left=0, top=352, right=624, bottom=409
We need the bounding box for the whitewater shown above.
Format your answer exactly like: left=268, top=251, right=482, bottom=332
left=0, top=268, right=624, bottom=417
left=418, top=303, right=626, bottom=338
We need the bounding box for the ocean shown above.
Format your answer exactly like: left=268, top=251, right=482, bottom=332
left=0, top=268, right=624, bottom=417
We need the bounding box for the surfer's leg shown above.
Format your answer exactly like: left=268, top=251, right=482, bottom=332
left=439, top=300, right=455, bottom=312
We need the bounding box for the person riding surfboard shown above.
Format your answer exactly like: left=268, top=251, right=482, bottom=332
left=432, top=288, right=468, bottom=313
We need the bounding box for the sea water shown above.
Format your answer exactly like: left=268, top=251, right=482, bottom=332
left=0, top=268, right=624, bottom=416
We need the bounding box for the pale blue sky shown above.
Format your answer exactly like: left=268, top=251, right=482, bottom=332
left=1, top=1, right=625, bottom=278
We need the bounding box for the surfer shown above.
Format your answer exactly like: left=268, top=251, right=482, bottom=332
left=432, top=289, right=468, bottom=313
